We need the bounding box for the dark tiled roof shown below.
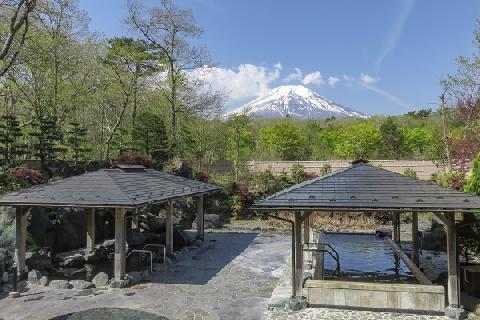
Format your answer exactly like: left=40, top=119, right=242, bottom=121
left=253, top=163, right=480, bottom=212
left=0, top=168, right=220, bottom=208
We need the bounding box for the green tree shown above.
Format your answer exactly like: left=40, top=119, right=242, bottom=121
left=260, top=120, right=305, bottom=160
left=132, top=111, right=169, bottom=163
left=380, top=117, right=403, bottom=159
left=65, top=121, right=90, bottom=164
left=29, top=116, right=64, bottom=169
left=334, top=122, right=380, bottom=159
left=465, top=153, right=480, bottom=195
left=227, top=114, right=253, bottom=179
left=402, top=127, right=434, bottom=158
left=0, top=114, right=25, bottom=166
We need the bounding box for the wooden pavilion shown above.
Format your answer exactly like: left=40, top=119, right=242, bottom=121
left=0, top=165, right=220, bottom=285
left=252, top=160, right=480, bottom=319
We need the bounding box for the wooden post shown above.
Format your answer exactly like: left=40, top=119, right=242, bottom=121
left=131, top=216, right=139, bottom=230
left=446, top=212, right=460, bottom=308
left=411, top=212, right=420, bottom=266
left=15, top=207, right=27, bottom=276
left=392, top=212, right=401, bottom=244
left=196, top=195, right=204, bottom=240
left=114, top=208, right=126, bottom=280
left=166, top=200, right=174, bottom=254
left=294, top=212, right=303, bottom=297
left=303, top=212, right=311, bottom=266
left=86, top=208, right=95, bottom=253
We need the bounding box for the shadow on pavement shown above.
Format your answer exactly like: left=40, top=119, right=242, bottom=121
left=49, top=308, right=170, bottom=320
left=151, top=232, right=258, bottom=285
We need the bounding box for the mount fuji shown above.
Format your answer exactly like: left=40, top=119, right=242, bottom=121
left=224, top=85, right=368, bottom=119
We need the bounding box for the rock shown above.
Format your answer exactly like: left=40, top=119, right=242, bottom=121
left=49, top=280, right=71, bottom=289
left=61, top=254, right=86, bottom=268
left=141, top=217, right=165, bottom=233
left=39, top=276, right=49, bottom=286
left=69, top=280, right=94, bottom=290
left=92, top=272, right=109, bottom=287
left=194, top=214, right=223, bottom=229
left=84, top=246, right=107, bottom=264
left=109, top=278, right=129, bottom=288
left=127, top=271, right=143, bottom=284
left=26, top=251, right=54, bottom=272
left=27, top=270, right=41, bottom=286
left=0, top=206, right=16, bottom=225
left=127, top=230, right=147, bottom=247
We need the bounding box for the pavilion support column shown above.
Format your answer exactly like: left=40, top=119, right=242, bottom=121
left=294, top=212, right=303, bottom=297
left=114, top=208, right=127, bottom=281
left=166, top=200, right=174, bottom=255
left=444, top=212, right=464, bottom=319
left=131, top=216, right=139, bottom=230
left=411, top=212, right=420, bottom=266
left=86, top=208, right=95, bottom=253
left=196, top=195, right=204, bottom=240
left=392, top=212, right=401, bottom=245
left=15, top=207, right=27, bottom=277
left=303, top=212, right=312, bottom=268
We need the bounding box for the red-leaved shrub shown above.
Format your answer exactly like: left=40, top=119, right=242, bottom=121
left=13, top=168, right=44, bottom=186
left=194, top=171, right=211, bottom=182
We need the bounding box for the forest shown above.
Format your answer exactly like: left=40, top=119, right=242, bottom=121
left=0, top=0, right=478, bottom=191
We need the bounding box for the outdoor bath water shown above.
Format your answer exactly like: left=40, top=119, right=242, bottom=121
left=323, top=232, right=416, bottom=283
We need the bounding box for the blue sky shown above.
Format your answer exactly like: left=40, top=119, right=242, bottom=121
left=78, top=0, right=480, bottom=115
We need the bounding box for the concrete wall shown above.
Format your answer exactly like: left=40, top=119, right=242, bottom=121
left=305, top=280, right=445, bottom=313
left=245, top=160, right=443, bottom=180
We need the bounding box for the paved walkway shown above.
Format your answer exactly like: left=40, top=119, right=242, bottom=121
left=0, top=232, right=290, bottom=320
left=263, top=308, right=448, bottom=320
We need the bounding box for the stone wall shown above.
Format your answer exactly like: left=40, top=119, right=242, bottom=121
left=245, top=160, right=443, bottom=181
left=305, top=280, right=445, bottom=313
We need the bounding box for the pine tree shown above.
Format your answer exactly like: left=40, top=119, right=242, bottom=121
left=132, top=111, right=169, bottom=164
left=0, top=115, right=26, bottom=166
left=29, top=117, right=64, bottom=169
left=66, top=121, right=91, bottom=164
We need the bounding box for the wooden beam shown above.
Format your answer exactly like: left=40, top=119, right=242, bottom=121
left=114, top=208, right=127, bottom=280
left=294, top=212, right=304, bottom=297
left=86, top=208, right=95, bottom=253
left=166, top=200, right=174, bottom=254
left=411, top=212, right=420, bottom=266
left=303, top=212, right=311, bottom=244
left=15, top=207, right=27, bottom=276
left=433, top=212, right=448, bottom=225
left=386, top=238, right=432, bottom=285
left=392, top=212, right=401, bottom=244
left=313, top=231, right=325, bottom=280
left=445, top=212, right=460, bottom=308
left=196, top=195, right=204, bottom=240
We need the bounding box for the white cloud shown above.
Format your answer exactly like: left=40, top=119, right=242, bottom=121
left=193, top=63, right=281, bottom=101
left=362, top=84, right=409, bottom=109
left=360, top=73, right=379, bottom=85
left=375, top=0, right=415, bottom=70
left=328, top=76, right=340, bottom=87
left=284, top=68, right=303, bottom=82
left=302, top=71, right=324, bottom=86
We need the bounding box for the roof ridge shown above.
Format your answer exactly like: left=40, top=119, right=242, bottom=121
left=102, top=170, right=132, bottom=202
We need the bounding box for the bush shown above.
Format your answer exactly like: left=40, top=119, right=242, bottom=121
left=291, top=163, right=307, bottom=184
left=432, top=171, right=466, bottom=190
left=403, top=168, right=417, bottom=179
left=113, top=152, right=152, bottom=168
left=13, top=167, right=44, bottom=185
left=320, top=163, right=332, bottom=176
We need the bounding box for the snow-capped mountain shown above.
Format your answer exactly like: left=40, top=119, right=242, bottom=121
left=224, top=85, right=368, bottom=119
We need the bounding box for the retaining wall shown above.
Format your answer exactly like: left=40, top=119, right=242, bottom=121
left=305, top=280, right=445, bottom=313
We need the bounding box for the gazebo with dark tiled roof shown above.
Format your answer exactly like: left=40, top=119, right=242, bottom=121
left=252, top=160, right=480, bottom=318
left=0, top=165, right=220, bottom=284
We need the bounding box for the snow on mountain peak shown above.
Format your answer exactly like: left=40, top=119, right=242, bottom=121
left=224, top=85, right=368, bottom=119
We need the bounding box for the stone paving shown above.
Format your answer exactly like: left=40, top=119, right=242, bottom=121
left=0, top=232, right=290, bottom=320
left=262, top=308, right=449, bottom=320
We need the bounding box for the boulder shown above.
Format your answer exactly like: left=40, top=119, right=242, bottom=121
left=109, top=278, right=129, bottom=288
left=49, top=280, right=71, bottom=289
left=127, top=271, right=143, bottom=284
left=27, top=270, right=41, bottom=286
left=26, top=251, right=54, bottom=272
left=92, top=272, right=109, bottom=287
left=39, top=276, right=49, bottom=286
left=69, top=280, right=94, bottom=290
left=84, top=246, right=107, bottom=264
left=61, top=254, right=86, bottom=268
left=127, top=230, right=147, bottom=247
left=141, top=217, right=165, bottom=233
left=0, top=206, right=16, bottom=225
left=194, top=214, right=223, bottom=229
